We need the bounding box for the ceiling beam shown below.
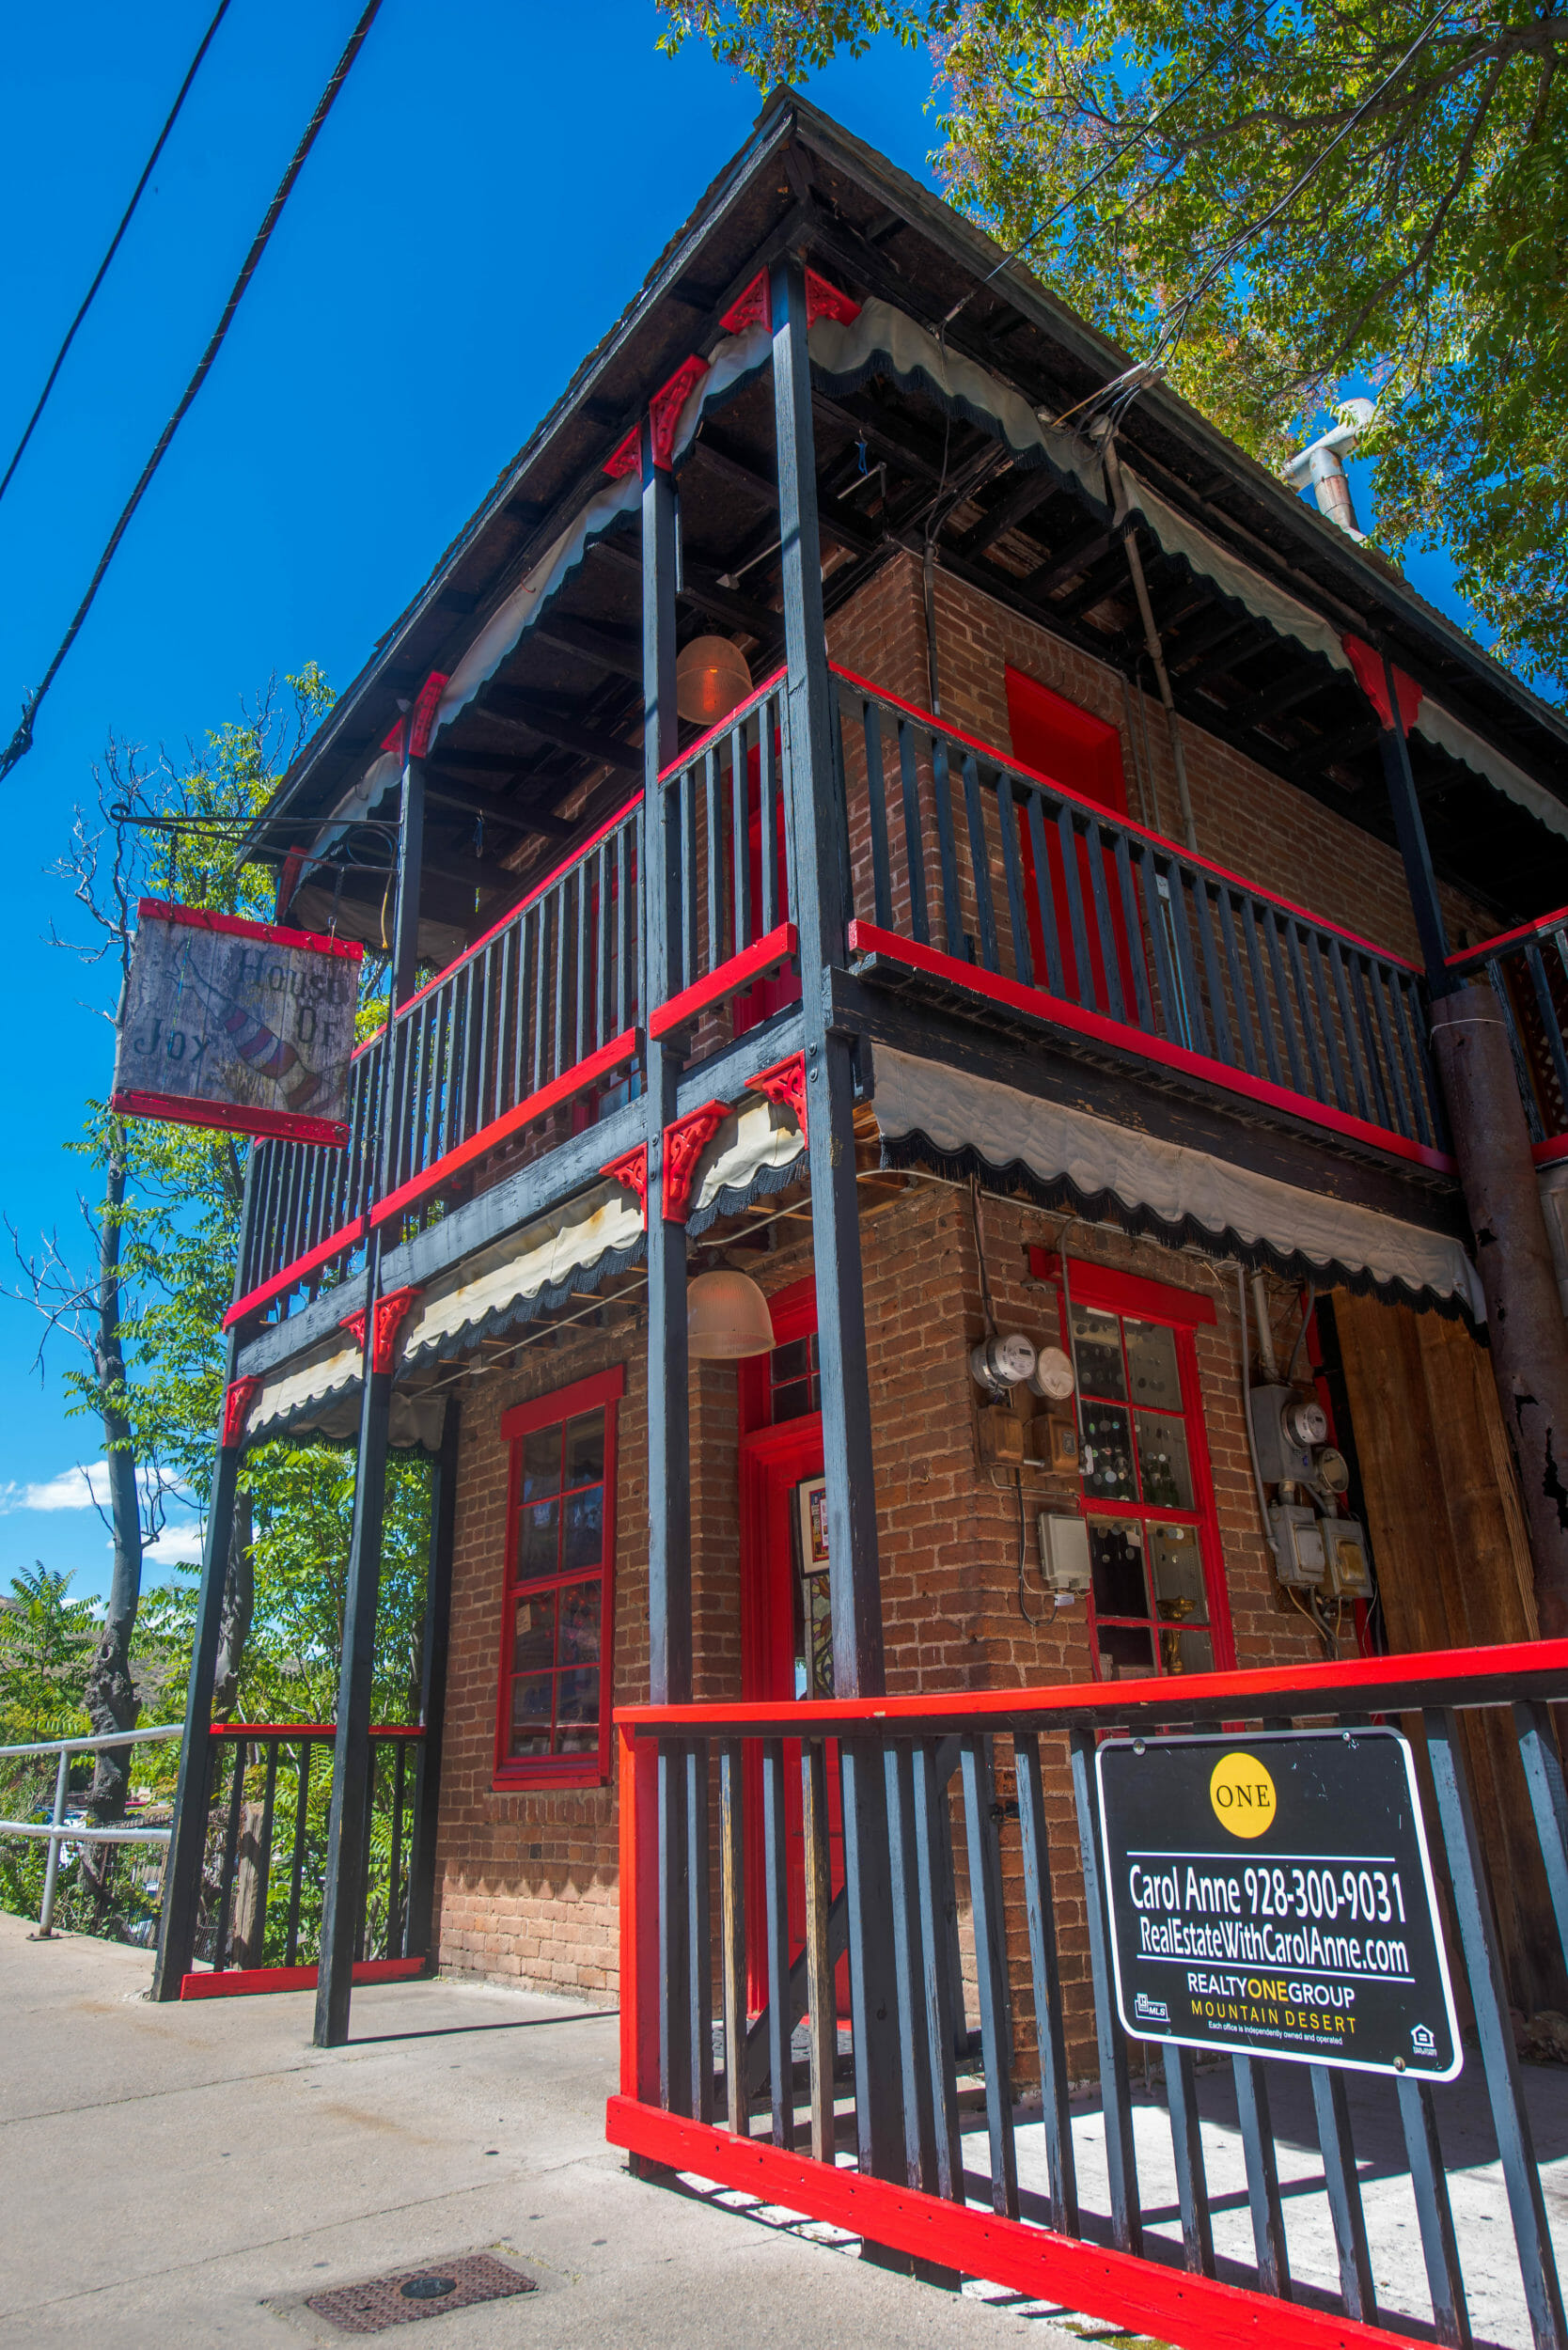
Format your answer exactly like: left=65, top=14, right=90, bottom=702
left=527, top=613, right=645, bottom=685
left=949, top=468, right=1060, bottom=562
left=479, top=684, right=643, bottom=769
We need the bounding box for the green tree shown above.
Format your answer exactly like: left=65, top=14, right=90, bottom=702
left=0, top=1562, right=98, bottom=1745
left=658, top=0, right=1568, bottom=692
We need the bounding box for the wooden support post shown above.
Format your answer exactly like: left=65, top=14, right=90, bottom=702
left=314, top=737, right=425, bottom=2050
left=151, top=1286, right=254, bottom=2000
left=1374, top=653, right=1568, bottom=1636
left=403, top=1398, right=460, bottom=1967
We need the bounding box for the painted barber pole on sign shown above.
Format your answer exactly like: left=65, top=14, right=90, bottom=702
left=111, top=900, right=364, bottom=1147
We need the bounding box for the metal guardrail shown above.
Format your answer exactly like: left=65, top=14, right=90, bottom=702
left=612, top=1640, right=1568, bottom=2350
left=0, top=1723, right=182, bottom=1937
left=1448, top=908, right=1568, bottom=1154
left=831, top=666, right=1450, bottom=1168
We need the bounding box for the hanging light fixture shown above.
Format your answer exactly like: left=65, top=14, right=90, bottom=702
left=676, top=635, right=752, bottom=727
left=687, top=1267, right=775, bottom=1359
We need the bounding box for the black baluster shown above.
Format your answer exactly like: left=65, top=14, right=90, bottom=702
left=861, top=699, right=893, bottom=928
left=1026, top=790, right=1066, bottom=998
left=896, top=718, right=931, bottom=946
left=1240, top=901, right=1285, bottom=1087
left=1282, top=918, right=1329, bottom=1101
left=959, top=1734, right=1018, bottom=2217
left=687, top=1740, right=713, bottom=2125
left=1164, top=865, right=1211, bottom=1057
left=964, top=753, right=1001, bottom=972
left=761, top=1738, right=793, bottom=2150
left=680, top=761, right=698, bottom=991
left=1233, top=2055, right=1291, bottom=2297
left=884, top=1741, right=937, bottom=2192
left=704, top=746, right=722, bottom=976
left=1113, top=833, right=1153, bottom=1030
left=1306, top=931, right=1353, bottom=1111
left=285, top=1739, right=313, bottom=1968
left=1163, top=2045, right=1215, bottom=2275
left=212, top=1740, right=247, bottom=1972
left=1136, top=843, right=1184, bottom=1044
left=1190, top=875, right=1236, bottom=1063
left=389, top=1741, right=406, bottom=1959
left=718, top=1740, right=746, bottom=2138
left=1368, top=959, right=1416, bottom=1138
left=1310, top=2065, right=1375, bottom=2321
left=1054, top=800, right=1095, bottom=1008
left=912, top=1738, right=964, bottom=2200
left=802, top=1740, right=837, bottom=2162
left=729, top=723, right=751, bottom=960
left=1068, top=1728, right=1141, bottom=2254
left=1083, top=818, right=1126, bottom=1022
left=1397, top=2076, right=1471, bottom=2347
left=1013, top=1731, right=1078, bottom=2234
left=1325, top=937, right=1372, bottom=1120
left=1215, top=886, right=1260, bottom=1075
left=931, top=735, right=964, bottom=957
left=996, top=769, right=1033, bottom=987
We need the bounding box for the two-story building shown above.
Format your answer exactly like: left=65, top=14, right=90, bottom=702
left=149, top=86, right=1568, bottom=2342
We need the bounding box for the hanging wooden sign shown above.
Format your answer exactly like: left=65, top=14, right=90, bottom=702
left=111, top=901, right=364, bottom=1147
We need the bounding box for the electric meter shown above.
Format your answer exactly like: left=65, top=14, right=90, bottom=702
left=1282, top=1395, right=1329, bottom=1448
left=1322, top=1515, right=1373, bottom=1599
left=1317, top=1446, right=1351, bottom=1496
left=1027, top=1345, right=1076, bottom=1402
left=969, top=1332, right=1037, bottom=1390
left=1037, top=1512, right=1090, bottom=1593
left=1269, top=1502, right=1326, bottom=1589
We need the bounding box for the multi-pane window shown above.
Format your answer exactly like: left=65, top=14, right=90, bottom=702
left=769, top=1330, right=821, bottom=1424
left=494, top=1367, right=621, bottom=1788
left=1048, top=1264, right=1231, bottom=1681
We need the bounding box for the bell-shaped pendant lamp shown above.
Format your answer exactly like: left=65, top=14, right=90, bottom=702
left=687, top=1267, right=776, bottom=1359
left=675, top=635, right=753, bottom=728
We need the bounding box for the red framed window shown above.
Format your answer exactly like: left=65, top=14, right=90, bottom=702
left=1029, top=1251, right=1233, bottom=1681
left=494, top=1365, right=622, bottom=1789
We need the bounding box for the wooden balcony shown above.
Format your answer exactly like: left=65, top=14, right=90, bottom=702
left=230, top=665, right=1467, bottom=1342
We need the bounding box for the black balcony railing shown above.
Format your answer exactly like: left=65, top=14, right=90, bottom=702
left=1450, top=909, right=1568, bottom=1155
left=831, top=666, right=1450, bottom=1168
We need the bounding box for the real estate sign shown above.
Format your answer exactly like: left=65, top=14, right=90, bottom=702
left=1095, top=1728, right=1461, bottom=2079
left=111, top=900, right=363, bottom=1147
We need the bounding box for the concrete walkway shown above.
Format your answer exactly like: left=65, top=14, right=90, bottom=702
left=0, top=1916, right=1063, bottom=2350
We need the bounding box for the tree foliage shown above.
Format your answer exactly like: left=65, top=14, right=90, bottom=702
left=0, top=1563, right=99, bottom=1745
left=658, top=0, right=1568, bottom=692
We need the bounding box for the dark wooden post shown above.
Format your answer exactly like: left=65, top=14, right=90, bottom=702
left=403, top=1397, right=460, bottom=1966
left=314, top=733, right=425, bottom=2048
left=1374, top=652, right=1568, bottom=1635
left=150, top=1288, right=254, bottom=2000
left=641, top=411, right=693, bottom=2115
left=771, top=253, right=902, bottom=2189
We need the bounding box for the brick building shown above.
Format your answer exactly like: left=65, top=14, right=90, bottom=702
left=148, top=87, right=1568, bottom=2335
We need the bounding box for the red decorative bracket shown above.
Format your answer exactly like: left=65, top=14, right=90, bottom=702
left=339, top=1287, right=423, bottom=1374
left=381, top=672, right=450, bottom=760
left=718, top=268, right=861, bottom=342
left=1342, top=635, right=1421, bottom=736
left=601, top=1143, right=650, bottom=1225
left=745, top=1050, right=808, bottom=1148
left=661, top=1101, right=729, bottom=1225
left=222, top=1376, right=262, bottom=1449
left=605, top=353, right=709, bottom=479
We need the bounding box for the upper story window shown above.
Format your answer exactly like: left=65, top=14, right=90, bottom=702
left=1005, top=665, right=1127, bottom=815
left=494, top=1365, right=622, bottom=1790
left=1030, top=1251, right=1232, bottom=1681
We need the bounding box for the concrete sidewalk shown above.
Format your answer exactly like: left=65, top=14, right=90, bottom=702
left=0, top=1915, right=1061, bottom=2350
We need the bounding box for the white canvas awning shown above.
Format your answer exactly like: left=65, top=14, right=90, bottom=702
left=870, top=1042, right=1482, bottom=1318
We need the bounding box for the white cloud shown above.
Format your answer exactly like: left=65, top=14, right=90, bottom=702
left=143, top=1523, right=205, bottom=1568
left=0, top=1462, right=189, bottom=1516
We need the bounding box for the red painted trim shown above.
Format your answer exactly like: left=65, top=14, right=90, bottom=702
left=1028, top=1248, right=1217, bottom=1327
left=368, top=1284, right=422, bottom=1373
left=111, top=1090, right=349, bottom=1150
left=604, top=2099, right=1423, bottom=2350
left=662, top=1100, right=730, bottom=1224
left=222, top=1377, right=261, bottom=1449
left=657, top=666, right=787, bottom=786
left=1448, top=902, right=1568, bottom=967
left=849, top=922, right=1454, bottom=1176
left=208, top=1721, right=424, bottom=1739
left=493, top=1366, right=623, bottom=1792
left=223, top=1214, right=367, bottom=1328
left=135, top=899, right=364, bottom=961
left=600, top=1143, right=650, bottom=1224
left=388, top=791, right=643, bottom=1027
left=500, top=1364, right=626, bottom=1442
left=1533, top=1133, right=1568, bottom=1167
left=745, top=1049, right=808, bottom=1146
left=617, top=1634, right=1568, bottom=1739
left=619, top=1727, right=661, bottom=2100
left=180, top=1956, right=425, bottom=2000
left=649, top=923, right=798, bottom=1040
left=827, top=666, right=1424, bottom=977
left=368, top=1029, right=638, bottom=1229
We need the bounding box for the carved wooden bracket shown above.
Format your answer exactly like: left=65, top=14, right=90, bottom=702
left=222, top=1376, right=262, bottom=1450
left=339, top=1285, right=423, bottom=1375
left=745, top=1050, right=808, bottom=1149
left=661, top=1101, right=729, bottom=1225
left=601, top=1143, right=650, bottom=1226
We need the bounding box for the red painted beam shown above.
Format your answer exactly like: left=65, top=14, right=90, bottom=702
left=605, top=2098, right=1422, bottom=2350
left=1532, top=1133, right=1568, bottom=1167
left=616, top=1634, right=1568, bottom=1741
left=111, top=1090, right=350, bottom=1151
left=649, top=923, right=798, bottom=1042
left=224, top=1214, right=368, bottom=1329
left=207, top=1721, right=424, bottom=1740
left=368, top=1028, right=639, bottom=1230
left=848, top=922, right=1454, bottom=1177
left=180, top=1956, right=425, bottom=2000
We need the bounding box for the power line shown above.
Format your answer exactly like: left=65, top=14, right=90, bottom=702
left=0, top=0, right=236, bottom=513
left=0, top=0, right=387, bottom=785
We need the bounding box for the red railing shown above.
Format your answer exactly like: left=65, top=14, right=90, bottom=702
left=830, top=666, right=1451, bottom=1173
left=611, top=1640, right=1568, bottom=2350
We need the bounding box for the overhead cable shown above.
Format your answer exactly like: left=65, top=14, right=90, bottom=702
left=0, top=0, right=387, bottom=785
left=0, top=0, right=236, bottom=513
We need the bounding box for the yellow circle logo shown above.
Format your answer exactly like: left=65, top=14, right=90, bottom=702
left=1209, top=1750, right=1277, bottom=1838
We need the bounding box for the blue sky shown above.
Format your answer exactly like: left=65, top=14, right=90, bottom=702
left=0, top=2, right=1495, bottom=1601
